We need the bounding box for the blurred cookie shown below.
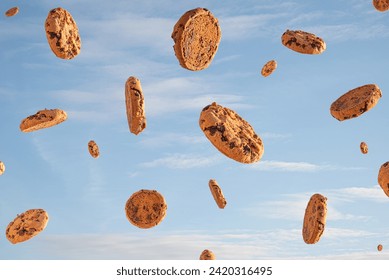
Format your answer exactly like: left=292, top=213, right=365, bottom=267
left=378, top=162, right=389, bottom=197
left=360, top=142, right=368, bottom=154
left=261, top=60, right=277, bottom=77
left=6, top=209, right=49, bottom=244
left=302, top=193, right=327, bottom=244
left=330, top=84, right=382, bottom=121
left=20, top=109, right=67, bottom=132
left=373, top=0, right=389, bottom=11
left=125, top=76, right=146, bottom=135
left=0, top=161, right=5, bottom=175
left=209, top=179, right=227, bottom=209
left=200, top=249, right=216, bottom=260
left=171, top=8, right=221, bottom=71
left=377, top=244, right=383, bottom=251
left=199, top=102, right=264, bottom=164
left=5, top=7, right=19, bottom=17
left=125, top=189, right=167, bottom=229
left=281, top=29, right=326, bottom=54
left=45, top=7, right=81, bottom=59
left=88, top=140, right=100, bottom=158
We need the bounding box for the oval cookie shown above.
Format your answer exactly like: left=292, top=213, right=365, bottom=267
left=330, top=84, right=382, bottom=121
left=377, top=244, right=383, bottom=251
left=45, top=7, right=81, bottom=59
left=281, top=29, right=326, bottom=55
left=373, top=0, right=389, bottom=12
left=125, top=189, right=167, bottom=229
left=6, top=209, right=49, bottom=244
left=125, top=76, right=146, bottom=135
left=302, top=193, right=327, bottom=244
left=199, top=249, right=216, bottom=260
left=261, top=60, right=277, bottom=77
left=5, top=7, right=19, bottom=17
left=360, top=142, right=368, bottom=154
left=199, top=102, right=264, bottom=164
left=0, top=161, right=5, bottom=176
left=20, top=109, right=67, bottom=132
left=209, top=179, right=227, bottom=209
left=171, top=8, right=221, bottom=71
left=88, top=140, right=100, bottom=158
left=378, top=162, right=389, bottom=197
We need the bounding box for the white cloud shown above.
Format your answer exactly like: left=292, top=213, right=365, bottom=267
left=139, top=154, right=221, bottom=169
left=249, top=160, right=364, bottom=172
left=139, top=132, right=205, bottom=148
left=327, top=185, right=388, bottom=203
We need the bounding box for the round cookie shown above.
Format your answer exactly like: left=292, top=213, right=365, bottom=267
left=88, top=140, right=100, bottom=158
left=125, top=76, right=146, bottom=135
left=20, top=109, right=67, bottom=132
left=45, top=7, right=81, bottom=59
left=6, top=209, right=49, bottom=244
left=377, top=244, right=383, bottom=251
left=330, top=84, right=382, bottom=121
left=378, top=162, right=389, bottom=197
left=171, top=8, right=221, bottom=71
left=5, top=7, right=19, bottom=17
left=199, top=249, right=216, bottom=260
left=125, top=189, right=167, bottom=229
left=0, top=161, right=5, bottom=176
left=209, top=179, right=227, bottom=209
left=360, top=142, right=368, bottom=154
left=302, top=193, right=327, bottom=244
left=373, top=0, right=389, bottom=12
left=199, top=102, right=264, bottom=164
left=261, top=60, right=277, bottom=77
left=281, top=29, right=326, bottom=55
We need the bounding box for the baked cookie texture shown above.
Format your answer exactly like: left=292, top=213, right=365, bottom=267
left=171, top=8, right=221, bottom=71
left=125, top=189, right=167, bottom=229
left=199, top=249, right=216, bottom=260
left=209, top=179, right=227, bottom=209
left=125, top=76, right=146, bottom=135
left=88, top=140, right=100, bottom=158
left=302, top=193, right=327, bottom=244
left=0, top=161, right=5, bottom=175
left=378, top=162, right=389, bottom=197
left=373, top=0, right=389, bottom=11
left=281, top=29, right=326, bottom=54
left=6, top=209, right=49, bottom=244
left=45, top=7, right=81, bottom=59
left=261, top=60, right=277, bottom=77
left=360, top=142, right=368, bottom=154
left=199, top=102, right=264, bottom=164
left=377, top=244, right=383, bottom=251
left=330, top=84, right=382, bottom=121
left=5, top=7, right=19, bottom=17
left=20, top=109, right=67, bottom=132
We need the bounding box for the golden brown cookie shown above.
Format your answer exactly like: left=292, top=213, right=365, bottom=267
left=199, top=102, right=264, bottom=164
left=261, top=60, right=277, bottom=77
left=360, top=142, right=368, bottom=154
left=88, top=140, right=100, bottom=158
left=377, top=244, right=383, bottom=251
left=302, top=193, right=327, bottom=244
left=5, top=7, right=19, bottom=17
left=20, top=109, right=67, bottom=132
left=209, top=179, right=227, bottom=209
left=0, top=161, right=5, bottom=176
left=378, top=162, right=389, bottom=197
left=125, top=76, right=146, bottom=135
left=330, top=84, right=382, bottom=121
left=199, top=249, right=216, bottom=260
left=373, top=0, right=389, bottom=11
left=125, top=189, right=167, bottom=229
left=45, top=7, right=81, bottom=59
left=171, top=8, right=221, bottom=71
left=281, top=29, right=326, bottom=55
left=6, top=209, right=49, bottom=244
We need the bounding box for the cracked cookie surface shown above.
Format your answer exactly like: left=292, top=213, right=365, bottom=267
left=200, top=249, right=216, bottom=260
left=378, top=162, right=389, bottom=197
left=88, top=140, right=100, bottom=158
left=373, top=0, right=389, bottom=11
left=261, top=60, right=277, bottom=77
left=125, top=76, right=146, bottom=135
left=20, top=109, right=67, bottom=132
left=360, top=142, right=368, bottom=154
left=281, top=29, right=326, bottom=54
left=302, top=193, right=327, bottom=244
left=209, top=179, right=227, bottom=209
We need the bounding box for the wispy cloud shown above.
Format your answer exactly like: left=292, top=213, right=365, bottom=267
left=249, top=160, right=363, bottom=172
left=139, top=133, right=205, bottom=148
left=261, top=132, right=292, bottom=140
left=139, top=154, right=221, bottom=169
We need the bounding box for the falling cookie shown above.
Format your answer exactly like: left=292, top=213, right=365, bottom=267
left=125, top=76, right=146, bottom=135
left=0, top=161, right=5, bottom=176
left=281, top=29, right=326, bottom=55
left=171, top=8, right=221, bottom=71
left=373, top=0, right=389, bottom=12
left=377, top=244, right=383, bottom=251
left=200, top=249, right=216, bottom=260
left=378, top=162, right=389, bottom=197
left=360, top=142, right=368, bottom=154
left=302, top=193, right=327, bottom=244
left=261, top=60, right=277, bottom=77
left=5, top=7, right=19, bottom=17
left=209, top=179, right=227, bottom=209
left=20, top=109, right=67, bottom=132
left=88, top=140, right=100, bottom=158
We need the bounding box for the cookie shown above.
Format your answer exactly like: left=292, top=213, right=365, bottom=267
left=125, top=76, right=146, bottom=135
left=378, top=162, right=389, bottom=197
left=373, top=0, right=389, bottom=11
left=199, top=102, right=264, bottom=164
left=45, top=7, right=81, bottom=59
left=0, top=161, right=5, bottom=176
left=5, top=7, right=19, bottom=17
left=125, top=189, right=167, bottom=229
left=209, top=179, right=227, bottom=209
left=281, top=29, right=326, bottom=55
left=330, top=84, right=382, bottom=121
left=88, top=140, right=100, bottom=158
left=171, top=8, right=221, bottom=71
left=6, top=209, right=49, bottom=244
left=20, top=109, right=67, bottom=132
left=199, top=249, right=216, bottom=260
left=302, top=193, right=327, bottom=244
left=261, top=60, right=277, bottom=77
left=360, top=142, right=368, bottom=154
left=377, top=244, right=383, bottom=251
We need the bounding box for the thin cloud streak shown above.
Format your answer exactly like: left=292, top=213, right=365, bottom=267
left=139, top=154, right=221, bottom=169
left=249, top=160, right=364, bottom=172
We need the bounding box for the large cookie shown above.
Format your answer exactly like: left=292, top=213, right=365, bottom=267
left=88, top=140, right=100, bottom=158
left=209, top=179, right=227, bottom=209
left=281, top=29, right=326, bottom=55
left=125, top=76, right=146, bottom=135
left=6, top=209, right=49, bottom=244
left=45, top=7, right=81, bottom=59
left=199, top=249, right=216, bottom=260
left=0, top=161, right=5, bottom=175
left=378, top=162, right=389, bottom=197
left=330, top=84, right=382, bottom=121
left=171, top=8, right=221, bottom=71
left=199, top=102, right=264, bottom=164
left=373, top=0, right=389, bottom=12
left=20, top=109, right=67, bottom=132
left=5, top=7, right=19, bottom=17
left=125, top=189, right=167, bottom=229
left=302, top=193, right=327, bottom=244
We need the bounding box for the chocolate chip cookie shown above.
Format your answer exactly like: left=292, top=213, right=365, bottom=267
left=360, top=142, right=368, bottom=154
left=88, top=140, right=100, bottom=158
left=302, top=193, right=327, bottom=244
left=125, top=76, right=146, bottom=135
left=281, top=29, right=326, bottom=54
left=199, top=249, right=216, bottom=260
left=261, top=60, right=277, bottom=77
left=209, top=179, right=227, bottom=209
left=0, top=161, right=5, bottom=176
left=20, top=109, right=67, bottom=132
left=377, top=244, right=383, bottom=251
left=373, top=0, right=389, bottom=11
left=378, top=162, right=389, bottom=197
left=5, top=7, right=19, bottom=17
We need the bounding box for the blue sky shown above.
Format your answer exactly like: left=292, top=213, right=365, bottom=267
left=1, top=0, right=389, bottom=259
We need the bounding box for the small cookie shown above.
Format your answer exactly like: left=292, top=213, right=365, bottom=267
left=209, top=179, right=227, bottom=209
left=171, top=8, right=221, bottom=71
left=5, top=7, right=19, bottom=17
left=360, top=142, right=368, bottom=154
left=20, top=109, right=67, bottom=132
left=199, top=102, right=264, bottom=164
left=199, top=249, right=216, bottom=260
left=125, top=76, right=146, bottom=135
left=0, top=161, right=5, bottom=176
left=88, top=140, right=100, bottom=158
left=330, top=84, right=382, bottom=121
left=6, top=209, right=49, bottom=244
left=373, top=0, right=389, bottom=12
left=377, top=244, right=383, bottom=251
left=281, top=29, right=326, bottom=55
left=125, top=189, right=167, bottom=229
left=45, top=7, right=81, bottom=59
left=302, top=193, right=327, bottom=244
left=261, top=60, right=277, bottom=77
left=378, top=162, right=389, bottom=197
